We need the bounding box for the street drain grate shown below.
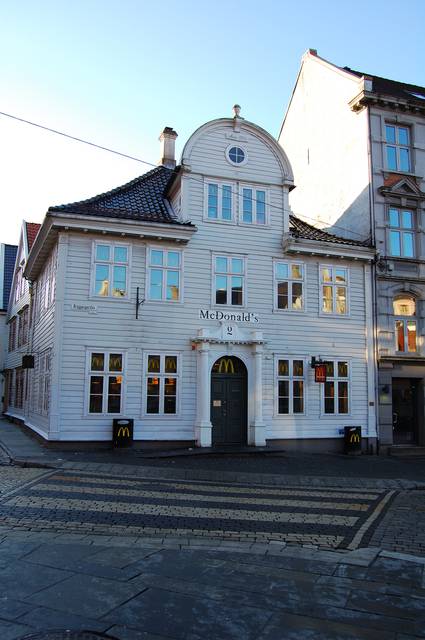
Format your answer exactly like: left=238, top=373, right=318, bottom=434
left=19, top=632, right=118, bottom=640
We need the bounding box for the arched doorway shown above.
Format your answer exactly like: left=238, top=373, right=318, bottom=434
left=211, top=356, right=247, bottom=445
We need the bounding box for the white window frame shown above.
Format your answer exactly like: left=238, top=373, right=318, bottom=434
left=273, top=260, right=305, bottom=312
left=146, top=246, right=183, bottom=303
left=274, top=356, right=307, bottom=417
left=85, top=349, right=126, bottom=417
left=36, top=350, right=51, bottom=416
left=385, top=123, right=411, bottom=173
left=8, top=317, right=16, bottom=352
left=142, top=351, right=181, bottom=417
left=239, top=184, right=269, bottom=226
left=212, top=253, right=247, bottom=308
left=204, top=180, right=235, bottom=223
left=91, top=241, right=131, bottom=300
left=388, top=207, right=415, bottom=258
left=320, top=359, right=351, bottom=416
left=225, top=144, right=248, bottom=167
left=319, top=265, right=349, bottom=316
left=393, top=296, right=417, bottom=354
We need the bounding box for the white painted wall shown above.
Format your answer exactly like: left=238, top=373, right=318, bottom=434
left=48, top=117, right=373, bottom=444
left=280, top=53, right=370, bottom=241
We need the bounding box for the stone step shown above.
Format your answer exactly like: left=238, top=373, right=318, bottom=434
left=389, top=445, right=425, bottom=457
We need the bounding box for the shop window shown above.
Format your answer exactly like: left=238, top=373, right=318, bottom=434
left=276, top=358, right=305, bottom=414
left=14, top=368, right=25, bottom=409
left=393, top=296, right=417, bottom=353
left=145, top=353, right=179, bottom=415
left=274, top=262, right=304, bottom=311
left=148, top=248, right=181, bottom=302
left=320, top=266, right=348, bottom=315
left=323, top=360, right=349, bottom=414
left=88, top=351, right=123, bottom=414
left=214, top=255, right=245, bottom=306
left=93, top=242, right=129, bottom=298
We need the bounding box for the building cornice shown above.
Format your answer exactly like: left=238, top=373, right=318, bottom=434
left=24, top=214, right=197, bottom=280
left=282, top=236, right=376, bottom=262
left=349, top=90, right=425, bottom=116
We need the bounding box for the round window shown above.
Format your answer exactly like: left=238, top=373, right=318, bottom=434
left=228, top=146, right=246, bottom=164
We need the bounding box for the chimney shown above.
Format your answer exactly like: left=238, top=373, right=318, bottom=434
left=159, top=127, right=178, bottom=169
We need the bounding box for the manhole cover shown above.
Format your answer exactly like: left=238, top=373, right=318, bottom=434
left=19, top=632, right=117, bottom=640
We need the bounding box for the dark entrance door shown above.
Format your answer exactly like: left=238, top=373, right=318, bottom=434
left=392, top=378, right=418, bottom=445
left=211, top=356, right=247, bottom=445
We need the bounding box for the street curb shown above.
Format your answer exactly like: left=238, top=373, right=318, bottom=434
left=0, top=527, right=425, bottom=565
left=41, top=458, right=425, bottom=490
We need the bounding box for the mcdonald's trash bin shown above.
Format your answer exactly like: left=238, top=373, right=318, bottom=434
left=344, top=426, right=362, bottom=455
left=112, top=418, right=134, bottom=448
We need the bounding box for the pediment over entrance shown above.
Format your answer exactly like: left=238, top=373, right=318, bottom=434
left=193, top=322, right=264, bottom=344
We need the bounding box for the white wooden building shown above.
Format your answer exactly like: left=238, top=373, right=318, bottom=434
left=4, top=110, right=376, bottom=451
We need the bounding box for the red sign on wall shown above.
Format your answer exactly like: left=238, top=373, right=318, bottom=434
left=315, top=364, right=327, bottom=383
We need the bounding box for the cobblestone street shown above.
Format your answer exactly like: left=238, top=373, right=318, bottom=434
left=0, top=468, right=399, bottom=549
left=1, top=445, right=425, bottom=637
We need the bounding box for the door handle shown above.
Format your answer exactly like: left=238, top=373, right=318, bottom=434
left=393, top=412, right=398, bottom=427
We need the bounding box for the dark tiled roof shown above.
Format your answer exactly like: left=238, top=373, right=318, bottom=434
left=2, top=244, right=17, bottom=311
left=49, top=166, right=189, bottom=225
left=289, top=215, right=372, bottom=247
left=343, top=67, right=425, bottom=103
left=26, top=222, right=41, bottom=250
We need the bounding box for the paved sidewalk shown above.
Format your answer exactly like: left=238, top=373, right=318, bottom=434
left=1, top=529, right=425, bottom=639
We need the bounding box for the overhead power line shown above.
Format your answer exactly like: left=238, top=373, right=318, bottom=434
left=0, top=109, right=368, bottom=241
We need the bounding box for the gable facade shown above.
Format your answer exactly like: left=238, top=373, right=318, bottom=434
left=6, top=113, right=376, bottom=452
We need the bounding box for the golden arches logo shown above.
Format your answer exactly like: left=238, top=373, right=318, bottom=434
left=218, top=358, right=235, bottom=374
left=349, top=433, right=360, bottom=443
left=165, top=357, right=177, bottom=372
left=117, top=426, right=130, bottom=438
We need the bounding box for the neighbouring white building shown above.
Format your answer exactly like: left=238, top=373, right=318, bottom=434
left=4, top=110, right=376, bottom=451
left=280, top=50, right=425, bottom=451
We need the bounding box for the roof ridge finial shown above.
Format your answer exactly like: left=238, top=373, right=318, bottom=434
left=232, top=104, right=242, bottom=118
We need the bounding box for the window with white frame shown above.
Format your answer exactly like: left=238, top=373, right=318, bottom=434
left=14, top=368, right=25, bottom=409
left=323, top=360, right=349, bottom=414
left=388, top=208, right=415, bottom=258
left=37, top=350, right=51, bottom=415
left=385, top=124, right=411, bottom=172
left=148, top=248, right=181, bottom=302
left=214, top=255, right=245, bottom=306
left=277, top=358, right=305, bottom=414
left=8, top=317, right=16, bottom=352
left=93, top=243, right=129, bottom=298
left=14, top=267, right=26, bottom=303
left=240, top=187, right=267, bottom=225
left=393, top=296, right=417, bottom=353
left=145, top=353, right=179, bottom=415
left=206, top=183, right=233, bottom=221
left=320, top=266, right=348, bottom=315
left=275, top=262, right=304, bottom=311
left=88, top=351, right=123, bottom=414
left=17, top=306, right=29, bottom=347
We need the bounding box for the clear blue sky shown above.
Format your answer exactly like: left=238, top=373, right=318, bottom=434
left=1, top=0, right=424, bottom=244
